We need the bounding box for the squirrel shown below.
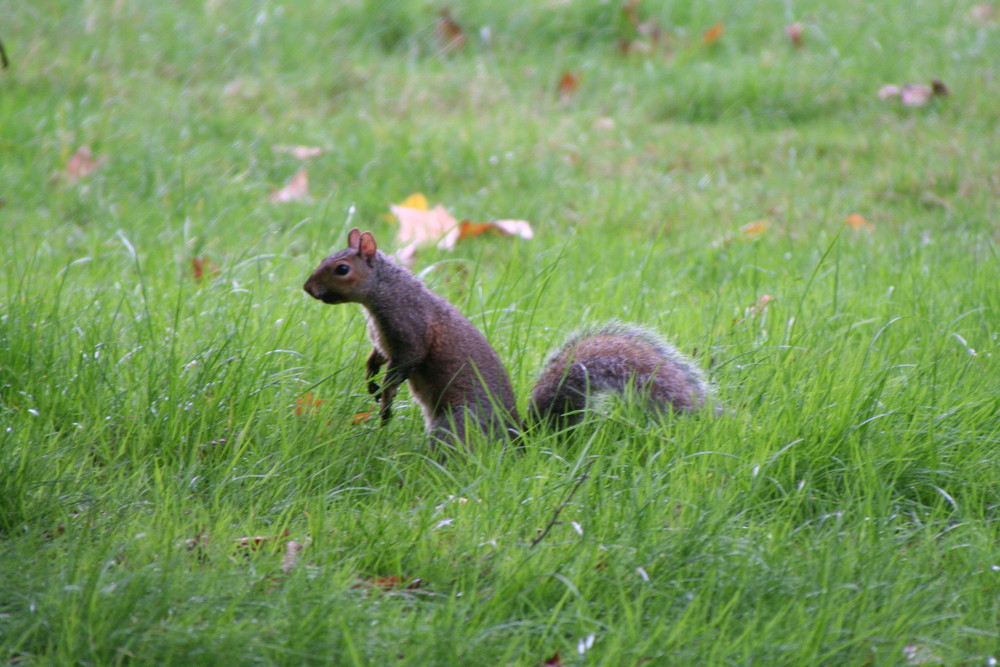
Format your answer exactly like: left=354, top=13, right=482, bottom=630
left=303, top=228, right=710, bottom=449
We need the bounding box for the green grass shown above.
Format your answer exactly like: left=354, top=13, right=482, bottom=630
left=2, top=0, right=999, bottom=664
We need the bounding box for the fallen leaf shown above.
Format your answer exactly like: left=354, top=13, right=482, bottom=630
left=350, top=410, right=374, bottom=425
left=437, top=9, right=466, bottom=54
left=273, top=144, right=323, bottom=160
left=191, top=256, right=220, bottom=280
left=458, top=221, right=497, bottom=240
left=492, top=219, right=534, bottom=239
left=543, top=652, right=565, bottom=666
left=557, top=71, right=580, bottom=102
left=295, top=391, right=323, bottom=416
left=398, top=192, right=429, bottom=211
left=618, top=0, right=663, bottom=56
left=971, top=4, right=996, bottom=23
left=878, top=80, right=948, bottom=107
left=845, top=213, right=874, bottom=231
left=64, top=146, right=104, bottom=182
left=281, top=541, right=303, bottom=574
left=712, top=220, right=769, bottom=248
left=739, top=219, right=768, bottom=239
left=269, top=168, right=311, bottom=203
left=703, top=23, right=724, bottom=46
left=391, top=202, right=460, bottom=248
left=235, top=529, right=290, bottom=554
left=357, top=575, right=423, bottom=591
left=785, top=22, right=804, bottom=48
left=902, top=643, right=942, bottom=665
left=878, top=84, right=901, bottom=100
left=900, top=84, right=933, bottom=107
left=458, top=219, right=535, bottom=243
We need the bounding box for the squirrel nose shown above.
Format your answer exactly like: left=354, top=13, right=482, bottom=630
left=303, top=281, right=323, bottom=299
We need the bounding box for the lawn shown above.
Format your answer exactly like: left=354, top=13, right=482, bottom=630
left=1, top=1, right=999, bottom=664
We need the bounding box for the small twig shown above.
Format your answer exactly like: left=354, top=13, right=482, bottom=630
left=530, top=459, right=595, bottom=548
left=0, top=38, right=7, bottom=69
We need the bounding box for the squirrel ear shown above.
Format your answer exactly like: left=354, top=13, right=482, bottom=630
left=359, top=231, right=377, bottom=261
left=347, top=228, right=362, bottom=249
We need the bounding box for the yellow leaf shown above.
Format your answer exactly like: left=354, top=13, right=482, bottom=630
left=739, top=220, right=768, bottom=239
left=397, top=192, right=429, bottom=211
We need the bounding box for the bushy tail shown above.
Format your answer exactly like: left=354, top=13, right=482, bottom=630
left=527, top=322, right=709, bottom=427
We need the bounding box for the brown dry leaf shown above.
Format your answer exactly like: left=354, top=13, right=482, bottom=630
left=281, top=541, right=304, bottom=574
left=703, top=23, right=724, bottom=46
left=437, top=9, right=466, bottom=54
left=543, top=652, right=565, bottom=666
left=458, top=221, right=497, bottom=240
left=270, top=168, right=311, bottom=203
left=235, top=529, right=290, bottom=554
left=350, top=410, right=374, bottom=425
left=458, top=219, right=535, bottom=243
left=273, top=144, right=323, bottom=160
left=845, top=213, right=874, bottom=231
left=557, top=71, right=580, bottom=102
left=357, top=575, right=424, bottom=592
left=295, top=391, right=323, bottom=416
left=64, top=146, right=105, bottom=182
left=191, top=256, right=220, bottom=281
left=391, top=202, right=461, bottom=248
left=785, top=22, right=804, bottom=48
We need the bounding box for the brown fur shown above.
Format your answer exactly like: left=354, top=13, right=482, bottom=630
left=304, top=229, right=519, bottom=449
left=527, top=322, right=708, bottom=427
left=305, top=231, right=711, bottom=449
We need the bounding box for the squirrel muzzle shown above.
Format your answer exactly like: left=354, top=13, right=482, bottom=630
left=303, top=280, right=345, bottom=305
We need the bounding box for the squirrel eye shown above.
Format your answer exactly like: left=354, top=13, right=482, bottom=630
left=334, top=264, right=351, bottom=276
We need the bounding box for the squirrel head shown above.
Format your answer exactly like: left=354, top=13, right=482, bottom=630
left=303, top=228, right=379, bottom=305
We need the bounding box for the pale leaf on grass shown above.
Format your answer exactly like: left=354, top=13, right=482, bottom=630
left=270, top=168, right=311, bottom=203
left=63, top=146, right=105, bottom=182
left=281, top=541, right=303, bottom=574
left=903, top=643, right=942, bottom=665
left=273, top=144, right=323, bottom=160
left=878, top=80, right=948, bottom=107
left=971, top=4, right=996, bottom=23
left=392, top=203, right=461, bottom=248
left=491, top=219, right=534, bottom=240
left=785, top=22, right=804, bottom=48
left=390, top=196, right=533, bottom=253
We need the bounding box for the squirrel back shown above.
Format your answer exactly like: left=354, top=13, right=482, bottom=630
left=527, top=322, right=709, bottom=428
left=304, top=228, right=519, bottom=448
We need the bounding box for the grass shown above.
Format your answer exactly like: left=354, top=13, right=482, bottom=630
left=2, top=0, right=999, bottom=664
